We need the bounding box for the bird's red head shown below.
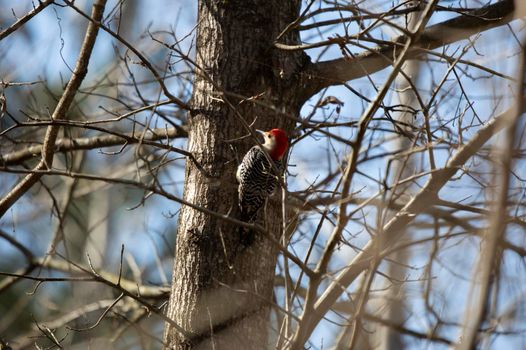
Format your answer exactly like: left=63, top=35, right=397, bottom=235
left=262, top=128, right=288, bottom=160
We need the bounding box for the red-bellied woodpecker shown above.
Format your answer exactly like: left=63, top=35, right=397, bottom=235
left=236, top=128, right=288, bottom=244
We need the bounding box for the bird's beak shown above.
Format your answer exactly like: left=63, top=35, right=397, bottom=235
left=255, top=129, right=267, bottom=140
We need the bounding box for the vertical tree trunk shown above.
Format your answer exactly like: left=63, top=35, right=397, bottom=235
left=376, top=64, right=417, bottom=349
left=163, top=1, right=306, bottom=349
left=377, top=4, right=423, bottom=349
left=377, top=7, right=422, bottom=350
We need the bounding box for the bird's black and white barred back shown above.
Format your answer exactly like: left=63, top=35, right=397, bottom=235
left=236, top=145, right=284, bottom=223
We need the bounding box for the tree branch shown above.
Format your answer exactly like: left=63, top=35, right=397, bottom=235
left=291, top=0, right=441, bottom=345
left=0, top=0, right=55, bottom=42
left=0, top=0, right=107, bottom=219
left=0, top=126, right=188, bottom=166
left=455, top=38, right=525, bottom=350
left=290, top=102, right=519, bottom=346
left=299, top=0, right=516, bottom=101
left=62, top=0, right=191, bottom=112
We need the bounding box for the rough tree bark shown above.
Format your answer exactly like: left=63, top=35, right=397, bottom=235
left=163, top=1, right=306, bottom=349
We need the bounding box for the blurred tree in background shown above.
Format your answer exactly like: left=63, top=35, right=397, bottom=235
left=0, top=1, right=525, bottom=349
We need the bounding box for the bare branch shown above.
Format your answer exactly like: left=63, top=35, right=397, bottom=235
left=292, top=101, right=520, bottom=344
left=290, top=0, right=442, bottom=345
left=0, top=125, right=187, bottom=166
left=455, top=38, right=525, bottom=350
left=298, top=0, right=516, bottom=101
left=0, top=0, right=55, bottom=42
left=0, top=0, right=108, bottom=219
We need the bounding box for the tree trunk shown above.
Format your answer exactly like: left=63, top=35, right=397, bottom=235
left=377, top=5, right=422, bottom=349
left=163, top=1, right=306, bottom=349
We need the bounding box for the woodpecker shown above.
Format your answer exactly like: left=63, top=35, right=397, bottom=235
left=236, top=128, right=289, bottom=244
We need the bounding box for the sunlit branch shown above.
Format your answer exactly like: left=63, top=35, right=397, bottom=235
left=298, top=0, right=515, bottom=101
left=1, top=126, right=188, bottom=166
